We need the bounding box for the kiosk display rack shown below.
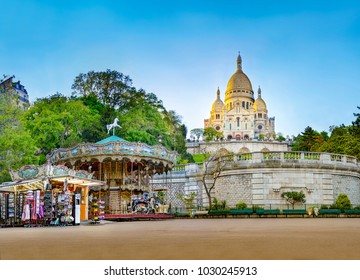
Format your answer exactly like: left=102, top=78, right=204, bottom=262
left=0, top=192, right=6, bottom=223
left=43, top=190, right=53, bottom=224
left=0, top=192, right=15, bottom=226
left=16, top=193, right=25, bottom=221
left=90, top=197, right=105, bottom=224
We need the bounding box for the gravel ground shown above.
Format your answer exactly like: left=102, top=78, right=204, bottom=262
left=1, top=218, right=360, bottom=260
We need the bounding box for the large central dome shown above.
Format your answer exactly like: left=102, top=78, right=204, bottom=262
left=226, top=53, right=253, bottom=93
left=226, top=69, right=253, bottom=93
left=224, top=54, right=254, bottom=105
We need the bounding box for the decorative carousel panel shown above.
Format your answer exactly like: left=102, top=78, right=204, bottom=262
left=103, top=144, right=114, bottom=154
left=85, top=145, right=98, bottom=155
left=59, top=151, right=68, bottom=160
left=52, top=165, right=69, bottom=176
left=75, top=170, right=93, bottom=179
left=18, top=165, right=40, bottom=179
left=140, top=146, right=156, bottom=156
left=71, top=148, right=81, bottom=156
left=119, top=144, right=136, bottom=154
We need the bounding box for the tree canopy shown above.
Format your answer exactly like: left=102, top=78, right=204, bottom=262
left=0, top=92, right=39, bottom=182
left=291, top=108, right=360, bottom=160
left=22, top=93, right=102, bottom=162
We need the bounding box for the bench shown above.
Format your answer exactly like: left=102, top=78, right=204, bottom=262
left=318, top=209, right=341, bottom=217
left=282, top=209, right=307, bottom=218
left=192, top=210, right=209, bottom=218
left=208, top=210, right=228, bottom=218
left=173, top=212, right=191, bottom=218
left=344, top=209, right=360, bottom=217
left=229, top=209, right=253, bottom=218
left=256, top=209, right=280, bottom=217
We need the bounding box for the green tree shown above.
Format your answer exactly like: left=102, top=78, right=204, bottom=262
left=177, top=192, right=197, bottom=209
left=292, top=126, right=319, bottom=151
left=71, top=69, right=133, bottom=108
left=281, top=191, right=306, bottom=209
left=203, top=127, right=224, bottom=141
left=198, top=148, right=228, bottom=209
left=0, top=93, right=39, bottom=182
left=23, top=93, right=101, bottom=162
left=334, top=194, right=351, bottom=210
left=350, top=106, right=360, bottom=137
left=190, top=128, right=203, bottom=141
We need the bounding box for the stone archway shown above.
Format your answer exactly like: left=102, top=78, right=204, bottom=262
left=239, top=147, right=250, bottom=154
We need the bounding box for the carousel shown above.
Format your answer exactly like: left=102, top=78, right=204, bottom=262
left=47, top=119, right=177, bottom=214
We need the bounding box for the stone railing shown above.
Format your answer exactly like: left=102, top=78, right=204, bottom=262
left=48, top=141, right=177, bottom=164
left=168, top=151, right=359, bottom=176
left=218, top=151, right=358, bottom=166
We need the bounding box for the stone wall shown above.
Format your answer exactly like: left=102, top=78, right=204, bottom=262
left=333, top=174, right=360, bottom=206
left=215, top=174, right=252, bottom=206
left=151, top=152, right=360, bottom=209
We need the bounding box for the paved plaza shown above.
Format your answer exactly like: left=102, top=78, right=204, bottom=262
left=0, top=218, right=360, bottom=260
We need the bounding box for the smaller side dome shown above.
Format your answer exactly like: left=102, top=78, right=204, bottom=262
left=211, top=87, right=225, bottom=111
left=253, top=86, right=267, bottom=112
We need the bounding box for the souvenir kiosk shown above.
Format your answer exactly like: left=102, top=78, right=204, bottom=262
left=0, top=163, right=105, bottom=227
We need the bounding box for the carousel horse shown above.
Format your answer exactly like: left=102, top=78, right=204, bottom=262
left=106, top=118, right=121, bottom=135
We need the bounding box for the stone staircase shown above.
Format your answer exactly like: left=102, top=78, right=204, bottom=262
left=109, top=189, right=121, bottom=214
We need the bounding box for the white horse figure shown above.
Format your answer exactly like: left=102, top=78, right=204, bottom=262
left=106, top=118, right=121, bottom=135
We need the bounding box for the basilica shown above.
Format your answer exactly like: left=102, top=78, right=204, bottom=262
left=204, top=54, right=275, bottom=140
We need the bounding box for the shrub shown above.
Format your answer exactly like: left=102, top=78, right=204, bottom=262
left=252, top=205, right=264, bottom=212
left=211, top=197, right=228, bottom=210
left=235, top=202, right=247, bottom=209
left=334, top=193, right=351, bottom=210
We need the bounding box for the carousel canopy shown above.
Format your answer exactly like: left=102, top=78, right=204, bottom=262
left=96, top=135, right=128, bottom=144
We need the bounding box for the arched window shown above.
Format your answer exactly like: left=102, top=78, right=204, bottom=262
left=246, top=102, right=249, bottom=109
left=242, top=101, right=245, bottom=108
left=237, top=117, right=240, bottom=127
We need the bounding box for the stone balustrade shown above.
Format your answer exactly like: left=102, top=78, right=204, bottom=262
left=219, top=151, right=358, bottom=166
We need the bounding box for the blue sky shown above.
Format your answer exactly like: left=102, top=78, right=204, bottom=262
left=1, top=0, right=360, bottom=137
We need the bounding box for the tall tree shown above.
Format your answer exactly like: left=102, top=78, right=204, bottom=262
left=190, top=128, right=204, bottom=141
left=71, top=69, right=133, bottom=108
left=0, top=93, right=38, bottom=182
left=198, top=148, right=228, bottom=209
left=292, top=126, right=320, bottom=151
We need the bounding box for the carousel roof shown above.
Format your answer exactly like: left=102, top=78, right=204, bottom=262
left=96, top=135, right=128, bottom=144
left=48, top=136, right=177, bottom=166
